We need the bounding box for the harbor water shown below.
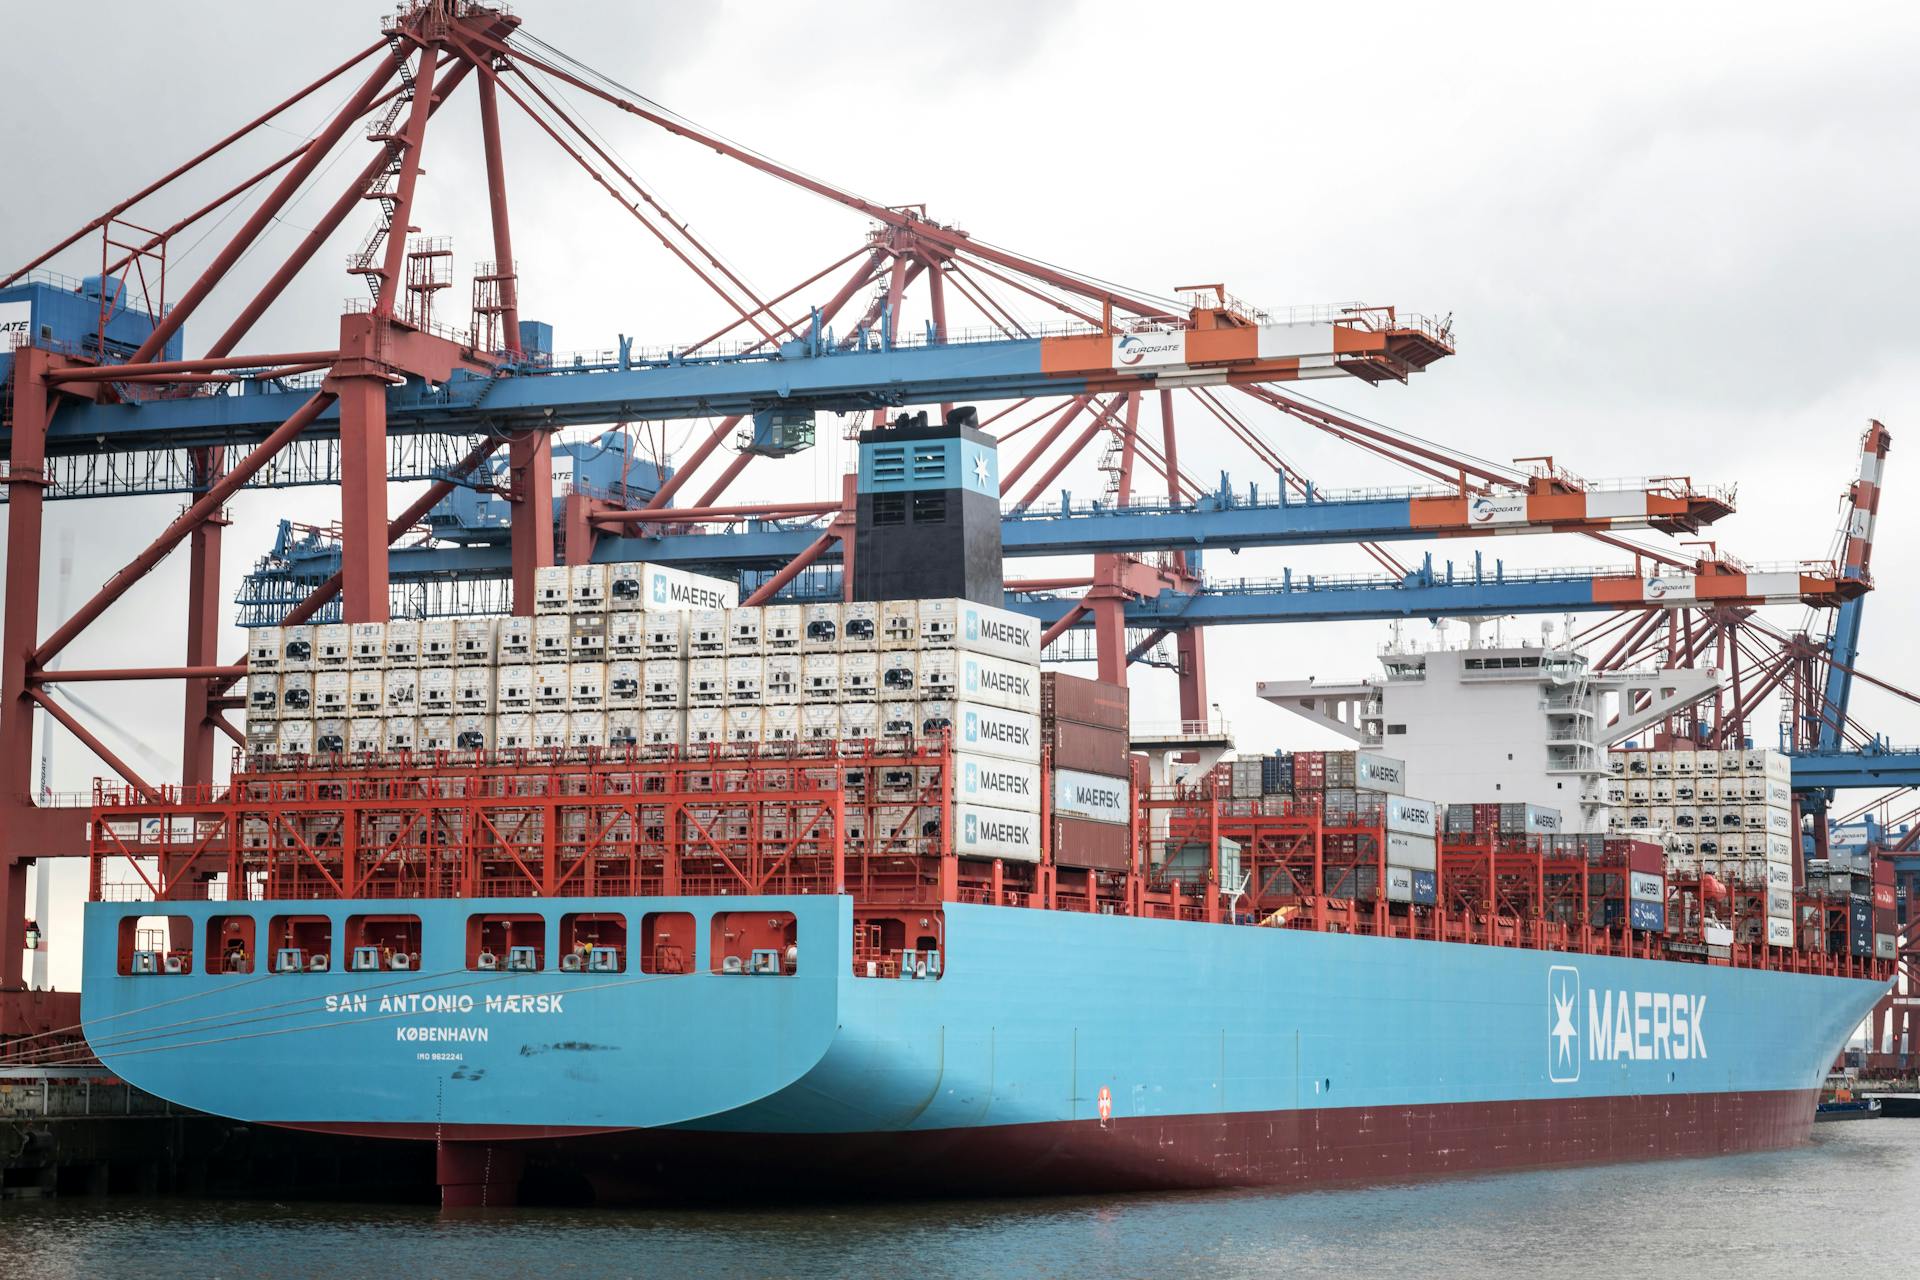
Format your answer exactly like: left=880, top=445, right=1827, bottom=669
left=1, top=1118, right=1915, bottom=1278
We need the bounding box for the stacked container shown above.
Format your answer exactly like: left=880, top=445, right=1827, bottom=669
left=240, top=561, right=736, bottom=761
left=1041, top=672, right=1130, bottom=871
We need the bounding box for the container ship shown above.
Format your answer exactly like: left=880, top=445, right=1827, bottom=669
left=78, top=416, right=1897, bottom=1206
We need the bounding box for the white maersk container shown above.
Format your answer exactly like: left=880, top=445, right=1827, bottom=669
left=570, top=662, right=607, bottom=711
left=349, top=669, right=384, bottom=714
left=533, top=566, right=571, bottom=614
left=312, top=718, right=348, bottom=754
left=802, top=603, right=840, bottom=652
left=570, top=613, right=607, bottom=659
left=1385, top=865, right=1416, bottom=904
left=280, top=624, right=316, bottom=670
left=878, top=649, right=918, bottom=698
left=419, top=716, right=456, bottom=753
left=959, top=753, right=1044, bottom=813
left=880, top=701, right=917, bottom=738
left=534, top=614, right=570, bottom=660
left=568, top=711, right=606, bottom=749
left=688, top=657, right=726, bottom=706
left=951, top=802, right=1041, bottom=863
left=841, top=601, right=878, bottom=649
left=643, top=660, right=687, bottom=708
left=570, top=564, right=608, bottom=613
left=918, top=598, right=959, bottom=647
left=641, top=709, right=685, bottom=747
left=801, top=703, right=840, bottom=742
left=276, top=718, right=315, bottom=756
left=644, top=611, right=688, bottom=658
left=453, top=714, right=492, bottom=752
left=494, top=664, right=532, bottom=712
left=802, top=654, right=840, bottom=702
left=249, top=626, right=282, bottom=672
left=247, top=674, right=280, bottom=718
left=727, top=656, right=764, bottom=704
left=495, top=712, right=532, bottom=751
left=382, top=716, right=418, bottom=753
left=417, top=667, right=455, bottom=714
left=686, top=706, right=724, bottom=747
left=954, top=700, right=1041, bottom=762
left=495, top=616, right=532, bottom=662
left=533, top=663, right=570, bottom=711
left=606, top=709, right=641, bottom=749
left=764, top=605, right=802, bottom=652
left=315, top=623, right=351, bottom=668
left=454, top=667, right=495, bottom=714
left=955, top=599, right=1041, bottom=662
left=841, top=652, right=878, bottom=701
left=350, top=622, right=386, bottom=666
left=725, top=705, right=764, bottom=744
left=919, top=650, right=958, bottom=701
left=314, top=671, right=351, bottom=716
left=278, top=671, right=314, bottom=715
left=635, top=563, right=737, bottom=612
left=1051, top=767, right=1128, bottom=824
left=880, top=600, right=919, bottom=647
left=959, top=652, right=1039, bottom=714
left=765, top=654, right=800, bottom=703
left=1766, top=916, right=1794, bottom=947
left=606, top=660, right=642, bottom=708
left=839, top=702, right=880, bottom=743
left=421, top=619, right=456, bottom=663
left=1385, top=830, right=1438, bottom=871
left=689, top=609, right=728, bottom=654
left=531, top=711, right=568, bottom=750
left=386, top=619, right=422, bottom=665
left=726, top=607, right=763, bottom=655
left=1383, top=795, right=1438, bottom=838
left=763, top=704, right=799, bottom=743
left=607, top=612, right=645, bottom=657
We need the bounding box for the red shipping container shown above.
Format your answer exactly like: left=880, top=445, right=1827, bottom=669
left=1048, top=722, right=1130, bottom=775
left=1040, top=672, right=1129, bottom=731
left=1053, top=816, right=1130, bottom=871
left=1873, top=884, right=1896, bottom=911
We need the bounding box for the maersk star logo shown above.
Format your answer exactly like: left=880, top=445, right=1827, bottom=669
left=964, top=813, right=978, bottom=842
left=964, top=711, right=978, bottom=743
left=1548, top=965, right=1582, bottom=1083
left=973, top=454, right=991, bottom=486
left=651, top=574, right=667, bottom=605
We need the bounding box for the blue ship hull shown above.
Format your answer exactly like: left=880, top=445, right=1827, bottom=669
left=81, top=897, right=1887, bottom=1198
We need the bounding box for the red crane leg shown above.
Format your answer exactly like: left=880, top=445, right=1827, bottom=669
left=182, top=447, right=225, bottom=790
left=334, top=369, right=391, bottom=624
left=1091, top=595, right=1129, bottom=686
left=510, top=432, right=554, bottom=615
left=1177, top=628, right=1210, bottom=727
left=0, top=350, right=51, bottom=988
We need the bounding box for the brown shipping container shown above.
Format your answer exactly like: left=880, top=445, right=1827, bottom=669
left=1053, top=816, right=1131, bottom=871
left=1048, top=721, right=1130, bottom=775
left=1041, top=671, right=1129, bottom=731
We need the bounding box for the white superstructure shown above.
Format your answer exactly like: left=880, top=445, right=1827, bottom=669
left=1256, top=621, right=1720, bottom=832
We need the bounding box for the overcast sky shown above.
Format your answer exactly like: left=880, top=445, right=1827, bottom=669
left=5, top=1, right=1918, bottom=987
